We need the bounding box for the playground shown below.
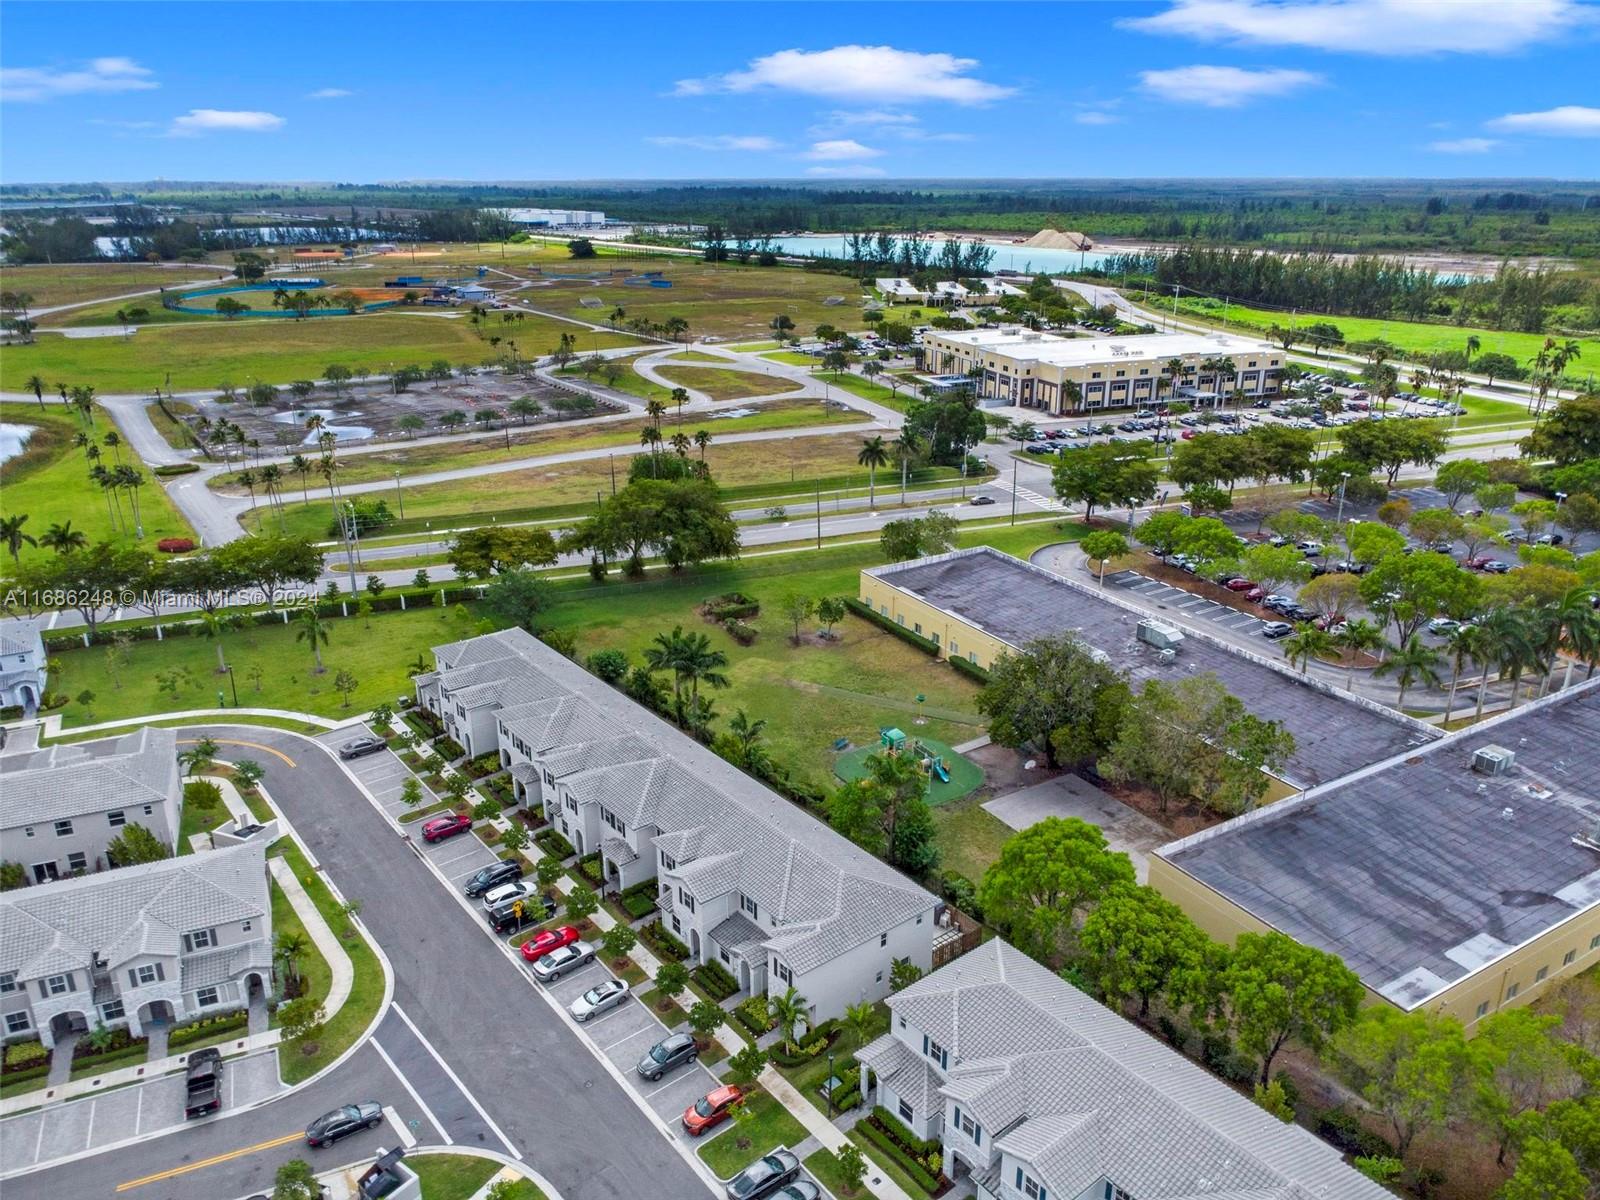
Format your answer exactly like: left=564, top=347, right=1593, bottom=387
left=834, top=727, right=984, bottom=805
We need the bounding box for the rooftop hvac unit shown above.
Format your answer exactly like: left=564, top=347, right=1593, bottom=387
left=1157, top=648, right=1178, bottom=665
left=1473, top=745, right=1516, bottom=776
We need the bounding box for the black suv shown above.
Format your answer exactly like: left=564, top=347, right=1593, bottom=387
left=463, top=860, right=523, bottom=898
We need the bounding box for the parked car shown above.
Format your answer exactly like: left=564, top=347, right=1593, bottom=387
left=725, top=1149, right=802, bottom=1200
left=305, top=1102, right=383, bottom=1147
left=338, top=735, right=387, bottom=760
left=1537, top=533, right=1565, bottom=546
left=1482, top=560, right=1512, bottom=574
left=1262, top=594, right=1296, bottom=612
left=1296, top=540, right=1324, bottom=555
left=1261, top=622, right=1294, bottom=639
left=482, top=878, right=541, bottom=909
left=1463, top=555, right=1493, bottom=570
left=1244, top=586, right=1266, bottom=602
left=421, top=813, right=472, bottom=843
left=184, top=1048, right=224, bottom=1119
left=520, top=924, right=581, bottom=963
left=463, top=860, right=523, bottom=898
left=530, top=939, right=595, bottom=982
left=1224, top=578, right=1257, bottom=592
left=487, top=892, right=555, bottom=934
left=1329, top=559, right=1369, bottom=575
left=637, top=1032, right=699, bottom=1081
left=683, top=1085, right=746, bottom=1137
left=770, top=1185, right=820, bottom=1200
left=1427, top=617, right=1462, bottom=636
left=569, top=978, right=629, bottom=1022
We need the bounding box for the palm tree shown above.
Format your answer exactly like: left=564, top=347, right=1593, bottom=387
left=69, top=385, right=96, bottom=428
left=92, top=466, right=123, bottom=532
left=843, top=1001, right=878, bottom=1051
left=115, top=465, right=145, bottom=537
left=1334, top=618, right=1385, bottom=690
left=295, top=605, right=331, bottom=674
left=1537, top=586, right=1599, bottom=695
left=857, top=435, right=890, bottom=509
left=261, top=464, right=285, bottom=519
left=645, top=627, right=692, bottom=720
left=670, top=387, right=689, bottom=425
left=1281, top=625, right=1334, bottom=675
left=103, top=430, right=123, bottom=465
left=639, top=427, right=663, bottom=475
left=892, top=429, right=920, bottom=506
left=40, top=520, right=87, bottom=555
left=676, top=630, right=729, bottom=711
left=767, top=985, right=810, bottom=1054
left=1464, top=335, right=1481, bottom=363
left=1374, top=635, right=1444, bottom=711
left=608, top=305, right=625, bottom=330
left=24, top=374, right=46, bottom=410
left=199, top=611, right=231, bottom=674
left=178, top=736, right=219, bottom=777
left=274, top=930, right=307, bottom=990
left=238, top=468, right=258, bottom=509
left=693, top=429, right=712, bottom=462
left=644, top=399, right=666, bottom=432
left=669, top=431, right=691, bottom=458
left=1441, top=623, right=1488, bottom=725
left=0, top=514, right=37, bottom=563
left=1561, top=596, right=1600, bottom=684
left=725, top=709, right=770, bottom=772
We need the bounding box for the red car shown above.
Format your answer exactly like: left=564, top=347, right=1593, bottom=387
left=421, top=812, right=472, bottom=843
left=683, top=1084, right=745, bottom=1136
left=1462, top=555, right=1492, bottom=571
left=1244, top=586, right=1266, bottom=602
left=1180, top=429, right=1197, bottom=440
left=1224, top=578, right=1257, bottom=592
left=520, top=924, right=581, bottom=963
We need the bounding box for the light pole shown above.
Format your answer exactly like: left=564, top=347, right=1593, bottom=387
left=225, top=664, right=238, bottom=707
left=1010, top=457, right=1017, bottom=526
left=1335, top=471, right=1351, bottom=528
left=393, top=471, right=405, bottom=520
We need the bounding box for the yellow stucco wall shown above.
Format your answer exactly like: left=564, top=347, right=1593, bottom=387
left=858, top=574, right=1011, bottom=669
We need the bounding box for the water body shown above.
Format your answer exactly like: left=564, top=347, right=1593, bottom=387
left=270, top=408, right=373, bottom=444
left=94, top=226, right=390, bottom=255
left=762, top=234, right=1117, bottom=275
left=0, top=422, right=35, bottom=465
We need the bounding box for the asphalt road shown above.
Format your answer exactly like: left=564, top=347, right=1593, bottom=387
left=5, top=723, right=708, bottom=1200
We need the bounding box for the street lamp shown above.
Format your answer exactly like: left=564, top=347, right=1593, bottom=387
left=393, top=470, right=405, bottom=520
left=827, top=1052, right=835, bottom=1117
left=225, top=664, right=239, bottom=707
left=1335, top=471, right=1352, bottom=527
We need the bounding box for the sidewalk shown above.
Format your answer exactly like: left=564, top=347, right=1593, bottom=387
left=763, top=1068, right=918, bottom=1200
left=23, top=707, right=344, bottom=741
left=269, top=855, right=355, bottom=1021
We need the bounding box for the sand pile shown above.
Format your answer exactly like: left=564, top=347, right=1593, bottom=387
left=1022, top=229, right=1094, bottom=251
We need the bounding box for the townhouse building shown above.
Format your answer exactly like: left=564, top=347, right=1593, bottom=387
left=0, top=726, right=183, bottom=884
left=859, top=939, right=1388, bottom=1200
left=416, top=628, right=938, bottom=1022
left=0, top=841, right=273, bottom=1048
left=0, top=615, right=48, bottom=712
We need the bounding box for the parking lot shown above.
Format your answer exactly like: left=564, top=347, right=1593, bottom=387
left=0, top=1051, right=282, bottom=1175
left=1109, top=572, right=1268, bottom=638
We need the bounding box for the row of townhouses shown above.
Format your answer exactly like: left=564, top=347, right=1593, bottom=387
left=414, top=627, right=939, bottom=1022
left=0, top=841, right=273, bottom=1048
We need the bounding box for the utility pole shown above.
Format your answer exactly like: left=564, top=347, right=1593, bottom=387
left=340, top=504, right=358, bottom=593
left=393, top=471, right=405, bottom=520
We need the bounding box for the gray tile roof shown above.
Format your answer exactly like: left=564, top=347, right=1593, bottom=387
left=499, top=696, right=607, bottom=753
left=1162, top=677, right=1600, bottom=1007
left=0, top=726, right=180, bottom=829
left=601, top=836, right=638, bottom=867
left=428, top=628, right=936, bottom=974
left=0, top=842, right=269, bottom=981
left=859, top=1032, right=944, bottom=1114
left=867, top=548, right=1436, bottom=789
left=894, top=939, right=1388, bottom=1200
left=0, top=616, right=44, bottom=657
left=708, top=912, right=767, bottom=958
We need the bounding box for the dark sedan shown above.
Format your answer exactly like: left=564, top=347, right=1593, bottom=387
left=305, top=1101, right=383, bottom=1147
left=726, top=1150, right=802, bottom=1200
left=338, top=735, right=387, bottom=760
left=637, top=1032, right=698, bottom=1081
left=463, top=859, right=523, bottom=898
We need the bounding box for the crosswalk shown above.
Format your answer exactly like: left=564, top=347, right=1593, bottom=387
left=988, top=476, right=1070, bottom=513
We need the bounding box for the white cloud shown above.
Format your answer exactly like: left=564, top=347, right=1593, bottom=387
left=803, top=139, right=883, bottom=161
left=805, top=165, right=888, bottom=178
left=809, top=110, right=970, bottom=141
left=1074, top=111, right=1123, bottom=126
left=676, top=45, right=1012, bottom=104
left=88, top=117, right=158, bottom=130
left=1139, top=65, right=1323, bottom=107
left=819, top=108, right=919, bottom=127
left=1123, top=0, right=1588, bottom=56
left=306, top=87, right=351, bottom=100
left=2, top=57, right=157, bottom=102
left=169, top=108, right=285, bottom=136
left=1428, top=137, right=1500, bottom=153
left=647, top=134, right=781, bottom=151
left=1487, top=105, right=1600, bottom=137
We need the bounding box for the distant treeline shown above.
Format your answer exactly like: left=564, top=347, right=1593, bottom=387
left=1097, top=246, right=1600, bottom=334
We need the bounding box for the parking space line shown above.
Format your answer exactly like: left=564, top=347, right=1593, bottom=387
left=384, top=1105, right=416, bottom=1149
left=372, top=1037, right=451, bottom=1145
left=603, top=1027, right=660, bottom=1053
left=390, top=1002, right=519, bottom=1159
left=644, top=1074, right=701, bottom=1100
left=84, top=1097, right=96, bottom=1151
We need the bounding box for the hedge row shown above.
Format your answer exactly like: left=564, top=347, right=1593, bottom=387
left=639, top=919, right=689, bottom=961
left=948, top=654, right=989, bottom=683
left=771, top=1019, right=840, bottom=1068
left=169, top=1011, right=250, bottom=1050
left=692, top=961, right=739, bottom=1001
left=534, top=829, right=576, bottom=861
left=617, top=879, right=660, bottom=919
left=842, top=597, right=941, bottom=656
left=576, top=853, right=604, bottom=885
left=857, top=1118, right=943, bottom=1195
left=733, top=995, right=776, bottom=1039
left=152, top=463, right=200, bottom=477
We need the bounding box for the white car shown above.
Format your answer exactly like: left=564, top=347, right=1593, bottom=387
left=531, top=940, right=596, bottom=982
left=569, top=978, right=630, bottom=1022
left=482, top=879, right=541, bottom=910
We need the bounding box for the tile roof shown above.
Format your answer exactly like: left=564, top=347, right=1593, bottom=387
left=858, top=1032, right=944, bottom=1114
left=0, top=726, right=180, bottom=829
left=0, top=616, right=44, bottom=657
left=1161, top=677, right=1600, bottom=1007
left=894, top=939, right=1388, bottom=1200
left=0, top=842, right=270, bottom=982
left=708, top=911, right=767, bottom=958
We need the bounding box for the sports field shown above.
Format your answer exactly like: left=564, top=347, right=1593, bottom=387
left=0, top=262, right=231, bottom=308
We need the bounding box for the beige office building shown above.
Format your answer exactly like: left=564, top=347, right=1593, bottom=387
left=919, top=328, right=1285, bottom=415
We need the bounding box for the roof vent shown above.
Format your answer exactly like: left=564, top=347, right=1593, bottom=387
left=1473, top=745, right=1516, bottom=776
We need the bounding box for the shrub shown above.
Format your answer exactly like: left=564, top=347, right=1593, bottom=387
left=576, top=853, right=604, bottom=884
left=723, top=619, right=758, bottom=645
left=153, top=463, right=200, bottom=478
left=4, top=1040, right=47, bottom=1069
left=858, top=1117, right=942, bottom=1193
left=533, top=829, right=575, bottom=860
left=433, top=736, right=466, bottom=761
left=618, top=882, right=659, bottom=919
left=692, top=960, right=739, bottom=1001
left=184, top=779, right=223, bottom=810
left=733, top=994, right=776, bottom=1038
left=948, top=655, right=989, bottom=682
left=704, top=592, right=760, bottom=620
left=842, top=597, right=940, bottom=655
left=1316, top=1109, right=1397, bottom=1161
left=586, top=649, right=629, bottom=684
left=157, top=537, right=197, bottom=553
left=640, top=919, right=689, bottom=961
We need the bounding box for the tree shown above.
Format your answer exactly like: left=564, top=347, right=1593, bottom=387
left=1373, top=634, right=1444, bottom=709
left=0, top=513, right=37, bottom=563
left=295, top=604, right=330, bottom=673
left=1240, top=543, right=1313, bottom=594
left=601, top=923, right=637, bottom=963
left=1472, top=1007, right=1583, bottom=1164
left=815, top=595, right=847, bottom=638
left=1360, top=552, right=1481, bottom=643
left=1079, top=884, right=1211, bottom=1016
left=567, top=237, right=597, bottom=259
left=1521, top=395, right=1600, bottom=466
left=687, top=999, right=725, bottom=1043
left=40, top=520, right=87, bottom=555
left=654, top=959, right=689, bottom=999
left=332, top=668, right=359, bottom=707
left=1502, top=1139, right=1587, bottom=1200
left=274, top=930, right=307, bottom=991
left=565, top=884, right=598, bottom=925
left=726, top=1043, right=768, bottom=1086
left=179, top=736, right=219, bottom=777
left=1281, top=624, right=1335, bottom=675
left=398, top=776, right=424, bottom=812
left=1409, top=506, right=1467, bottom=549
left=976, top=817, right=1134, bottom=966
left=1080, top=530, right=1128, bottom=585
left=1330, top=1008, right=1474, bottom=1161
left=857, top=435, right=890, bottom=507
left=278, top=996, right=326, bottom=1046
left=448, top=526, right=558, bottom=578
left=826, top=750, right=939, bottom=875
left=106, top=823, right=171, bottom=866
left=767, top=985, right=810, bottom=1053
left=1560, top=493, right=1600, bottom=552
left=781, top=594, right=813, bottom=644
left=835, top=1143, right=869, bottom=1197
left=1435, top=459, right=1490, bottom=511
left=483, top=569, right=553, bottom=632
left=1224, top=930, right=1364, bottom=1085
left=272, top=1159, right=321, bottom=1200
left=1299, top=573, right=1362, bottom=623
left=1100, top=675, right=1226, bottom=815
left=977, top=634, right=1122, bottom=768
left=1052, top=441, right=1160, bottom=519
left=232, top=759, right=266, bottom=792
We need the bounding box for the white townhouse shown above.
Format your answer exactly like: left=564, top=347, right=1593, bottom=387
left=0, top=616, right=48, bottom=712
left=859, top=940, right=1389, bottom=1200
left=0, top=726, right=182, bottom=885
left=0, top=841, right=273, bottom=1048
left=416, top=628, right=938, bottom=1023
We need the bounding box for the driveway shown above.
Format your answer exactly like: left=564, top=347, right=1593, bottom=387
left=984, top=773, right=1170, bottom=882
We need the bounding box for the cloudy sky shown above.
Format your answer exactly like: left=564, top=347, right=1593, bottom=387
left=2, top=0, right=1596, bottom=182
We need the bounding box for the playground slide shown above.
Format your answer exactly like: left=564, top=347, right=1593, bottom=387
left=933, top=761, right=951, bottom=783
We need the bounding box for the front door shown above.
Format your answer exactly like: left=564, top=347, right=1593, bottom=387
left=32, top=862, right=59, bottom=884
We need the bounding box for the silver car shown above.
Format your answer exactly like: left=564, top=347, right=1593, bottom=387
left=568, top=978, right=629, bottom=1022
left=481, top=879, right=541, bottom=909
left=530, top=939, right=595, bottom=982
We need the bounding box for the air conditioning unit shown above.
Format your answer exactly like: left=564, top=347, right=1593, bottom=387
left=1473, top=745, right=1516, bottom=776
left=1157, top=648, right=1178, bottom=665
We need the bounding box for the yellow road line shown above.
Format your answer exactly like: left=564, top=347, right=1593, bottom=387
left=178, top=737, right=296, bottom=768
left=115, top=1131, right=303, bottom=1191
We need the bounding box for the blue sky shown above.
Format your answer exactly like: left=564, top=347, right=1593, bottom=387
left=3, top=0, right=1597, bottom=183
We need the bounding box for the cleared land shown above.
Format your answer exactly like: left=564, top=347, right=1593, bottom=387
left=653, top=364, right=803, bottom=400
left=0, top=262, right=230, bottom=308
left=2, top=311, right=638, bottom=392
left=0, top=401, right=197, bottom=568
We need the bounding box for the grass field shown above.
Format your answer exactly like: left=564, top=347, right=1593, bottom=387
left=0, top=262, right=231, bottom=308
left=932, top=797, right=1015, bottom=887
left=405, top=1155, right=503, bottom=1200
left=827, top=371, right=918, bottom=413
left=668, top=350, right=733, bottom=363
left=555, top=359, right=672, bottom=403
left=1169, top=295, right=1600, bottom=368
left=1, top=311, right=639, bottom=392
left=696, top=1089, right=809, bottom=1177
left=0, top=402, right=196, bottom=568
left=653, top=364, right=803, bottom=401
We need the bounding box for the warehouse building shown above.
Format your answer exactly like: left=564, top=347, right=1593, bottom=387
left=493, top=208, right=606, bottom=227
left=919, top=327, right=1283, bottom=414
left=1155, top=679, right=1600, bottom=1028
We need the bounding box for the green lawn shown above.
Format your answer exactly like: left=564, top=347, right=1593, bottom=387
left=762, top=351, right=817, bottom=366
left=0, top=402, right=197, bottom=570
left=696, top=1089, right=809, bottom=1177
left=827, top=372, right=917, bottom=413
left=849, top=1125, right=940, bottom=1199
left=779, top=1002, right=889, bottom=1104
left=654, top=365, right=803, bottom=401
left=836, top=737, right=984, bottom=805
left=0, top=262, right=231, bottom=308
left=406, top=1154, right=503, bottom=1200
left=47, top=603, right=483, bottom=730
left=555, top=358, right=672, bottom=403
left=669, top=350, right=733, bottom=363
left=270, top=839, right=386, bottom=1085
left=804, top=1148, right=869, bottom=1199
left=932, top=797, right=1015, bottom=886
left=0, top=312, right=639, bottom=392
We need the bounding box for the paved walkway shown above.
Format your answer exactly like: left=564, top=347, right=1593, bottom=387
left=269, top=855, right=355, bottom=1022
left=985, top=774, right=1169, bottom=883
left=762, top=1068, right=918, bottom=1200
left=28, top=708, right=344, bottom=739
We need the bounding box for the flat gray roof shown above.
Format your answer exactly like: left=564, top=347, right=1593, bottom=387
left=1163, top=680, right=1600, bottom=1005
left=868, top=548, right=1433, bottom=789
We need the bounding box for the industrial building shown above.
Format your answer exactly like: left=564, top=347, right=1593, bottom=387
left=1155, top=679, right=1600, bottom=1028
left=919, top=327, right=1284, bottom=414
left=493, top=208, right=606, bottom=228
